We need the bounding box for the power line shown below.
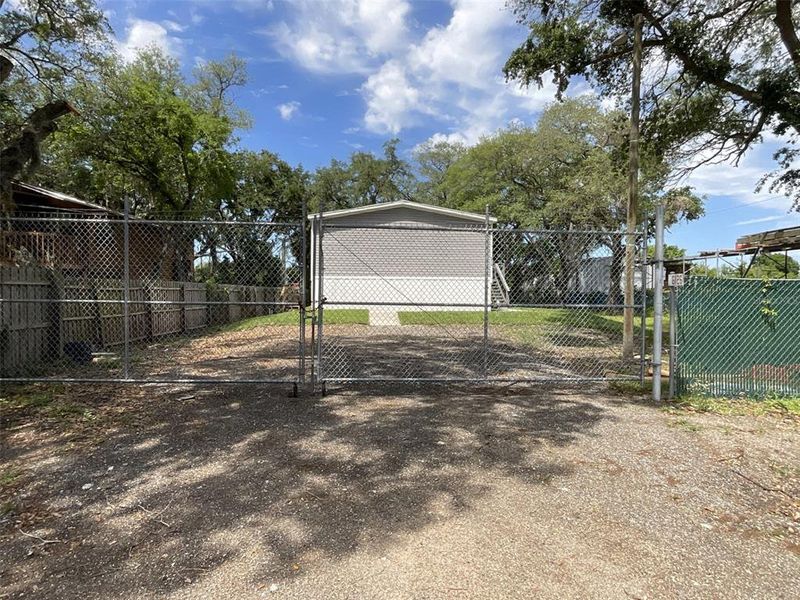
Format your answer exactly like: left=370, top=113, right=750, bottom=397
left=705, top=195, right=791, bottom=215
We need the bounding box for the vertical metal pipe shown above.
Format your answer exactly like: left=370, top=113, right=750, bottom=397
left=652, top=202, right=665, bottom=402
left=316, top=200, right=324, bottom=388
left=668, top=288, right=677, bottom=399
left=122, top=198, right=131, bottom=380
left=483, top=205, right=490, bottom=380
left=299, top=198, right=307, bottom=385
left=639, top=207, right=648, bottom=384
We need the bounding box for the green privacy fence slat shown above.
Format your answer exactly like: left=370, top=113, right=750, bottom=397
left=676, top=276, right=800, bottom=397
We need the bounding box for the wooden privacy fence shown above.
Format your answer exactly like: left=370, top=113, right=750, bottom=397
left=0, top=265, right=297, bottom=376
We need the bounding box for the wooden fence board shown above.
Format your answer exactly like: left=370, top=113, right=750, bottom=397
left=1, top=268, right=292, bottom=376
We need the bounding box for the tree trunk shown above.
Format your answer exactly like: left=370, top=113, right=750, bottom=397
left=608, top=236, right=625, bottom=307
left=0, top=98, right=78, bottom=211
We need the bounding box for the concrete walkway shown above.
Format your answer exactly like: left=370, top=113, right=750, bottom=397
left=368, top=306, right=401, bottom=326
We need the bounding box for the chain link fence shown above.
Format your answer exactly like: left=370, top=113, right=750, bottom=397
left=315, top=221, right=646, bottom=384
left=674, top=276, right=800, bottom=396
left=1, top=214, right=306, bottom=385
left=3, top=210, right=649, bottom=389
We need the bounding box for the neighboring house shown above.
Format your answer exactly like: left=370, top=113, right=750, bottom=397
left=309, top=201, right=498, bottom=318
left=1, top=181, right=187, bottom=280
left=578, top=256, right=652, bottom=294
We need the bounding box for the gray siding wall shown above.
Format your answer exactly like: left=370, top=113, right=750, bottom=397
left=321, top=207, right=486, bottom=278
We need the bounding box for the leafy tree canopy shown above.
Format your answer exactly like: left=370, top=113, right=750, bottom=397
left=437, top=97, right=703, bottom=230
left=309, top=139, right=414, bottom=211
left=412, top=138, right=468, bottom=205
left=36, top=49, right=248, bottom=218
left=0, top=0, right=111, bottom=207
left=647, top=243, right=686, bottom=260
left=504, top=0, right=800, bottom=206
left=749, top=251, right=799, bottom=278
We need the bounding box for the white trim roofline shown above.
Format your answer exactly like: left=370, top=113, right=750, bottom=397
left=307, top=200, right=497, bottom=223
left=13, top=181, right=122, bottom=216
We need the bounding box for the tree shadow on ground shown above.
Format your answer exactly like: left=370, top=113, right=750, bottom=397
left=320, top=325, right=640, bottom=381
left=17, top=317, right=641, bottom=384
left=2, top=382, right=610, bottom=598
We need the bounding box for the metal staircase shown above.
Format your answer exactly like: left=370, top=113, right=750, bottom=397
left=492, top=263, right=510, bottom=307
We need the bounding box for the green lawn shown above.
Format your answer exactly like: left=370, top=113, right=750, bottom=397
left=219, top=308, right=369, bottom=332
left=397, top=308, right=668, bottom=343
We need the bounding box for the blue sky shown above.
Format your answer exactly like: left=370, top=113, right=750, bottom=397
left=102, top=0, right=799, bottom=255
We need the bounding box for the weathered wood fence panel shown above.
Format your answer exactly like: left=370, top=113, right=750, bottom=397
left=184, top=283, right=207, bottom=331
left=0, top=267, right=293, bottom=376
left=1, top=266, right=53, bottom=375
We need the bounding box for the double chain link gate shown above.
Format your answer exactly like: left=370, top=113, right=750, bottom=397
left=2, top=206, right=646, bottom=391
left=313, top=215, right=647, bottom=387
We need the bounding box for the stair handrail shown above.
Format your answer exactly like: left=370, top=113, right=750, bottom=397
left=493, top=262, right=510, bottom=305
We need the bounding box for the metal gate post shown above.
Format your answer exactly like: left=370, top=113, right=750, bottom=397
left=639, top=208, right=648, bottom=384
left=652, top=202, right=665, bottom=402
left=316, top=201, right=325, bottom=392
left=299, top=199, right=307, bottom=385
left=483, top=206, right=490, bottom=379
left=122, top=198, right=131, bottom=380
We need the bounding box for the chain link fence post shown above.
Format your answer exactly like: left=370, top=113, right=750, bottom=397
left=299, top=198, right=307, bottom=386
left=316, top=199, right=325, bottom=393
left=639, top=208, right=648, bottom=384
left=652, top=202, right=665, bottom=401
left=668, top=287, right=677, bottom=399
left=483, top=205, right=490, bottom=380
left=122, top=198, right=131, bottom=380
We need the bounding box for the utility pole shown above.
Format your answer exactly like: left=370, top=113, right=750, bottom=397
left=623, top=12, right=644, bottom=361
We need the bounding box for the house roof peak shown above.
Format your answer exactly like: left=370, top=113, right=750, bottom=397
left=307, top=200, right=496, bottom=223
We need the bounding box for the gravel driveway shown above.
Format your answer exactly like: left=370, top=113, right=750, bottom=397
left=1, top=383, right=798, bottom=599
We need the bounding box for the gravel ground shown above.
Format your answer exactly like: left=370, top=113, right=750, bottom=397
left=28, top=319, right=635, bottom=383
left=1, top=383, right=799, bottom=599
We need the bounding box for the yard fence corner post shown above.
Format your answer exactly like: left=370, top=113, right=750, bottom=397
left=652, top=202, right=665, bottom=402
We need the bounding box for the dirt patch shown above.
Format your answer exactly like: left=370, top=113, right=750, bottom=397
left=24, top=317, right=638, bottom=384
left=1, top=384, right=798, bottom=599
left=320, top=323, right=638, bottom=381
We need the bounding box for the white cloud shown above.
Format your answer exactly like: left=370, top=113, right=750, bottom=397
left=407, top=0, right=507, bottom=89
left=734, top=215, right=791, bottom=226
left=233, top=0, right=275, bottom=12
left=264, top=0, right=579, bottom=141
left=355, top=0, right=556, bottom=139
left=117, top=18, right=183, bottom=62
left=277, top=101, right=301, bottom=121
left=161, top=20, right=187, bottom=33
left=361, top=61, right=421, bottom=134
left=263, top=0, right=410, bottom=74
left=685, top=140, right=793, bottom=211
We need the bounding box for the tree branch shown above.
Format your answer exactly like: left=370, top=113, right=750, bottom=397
left=640, top=6, right=764, bottom=105
left=0, top=55, right=12, bottom=84
left=774, top=0, right=800, bottom=73
left=0, top=100, right=79, bottom=183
